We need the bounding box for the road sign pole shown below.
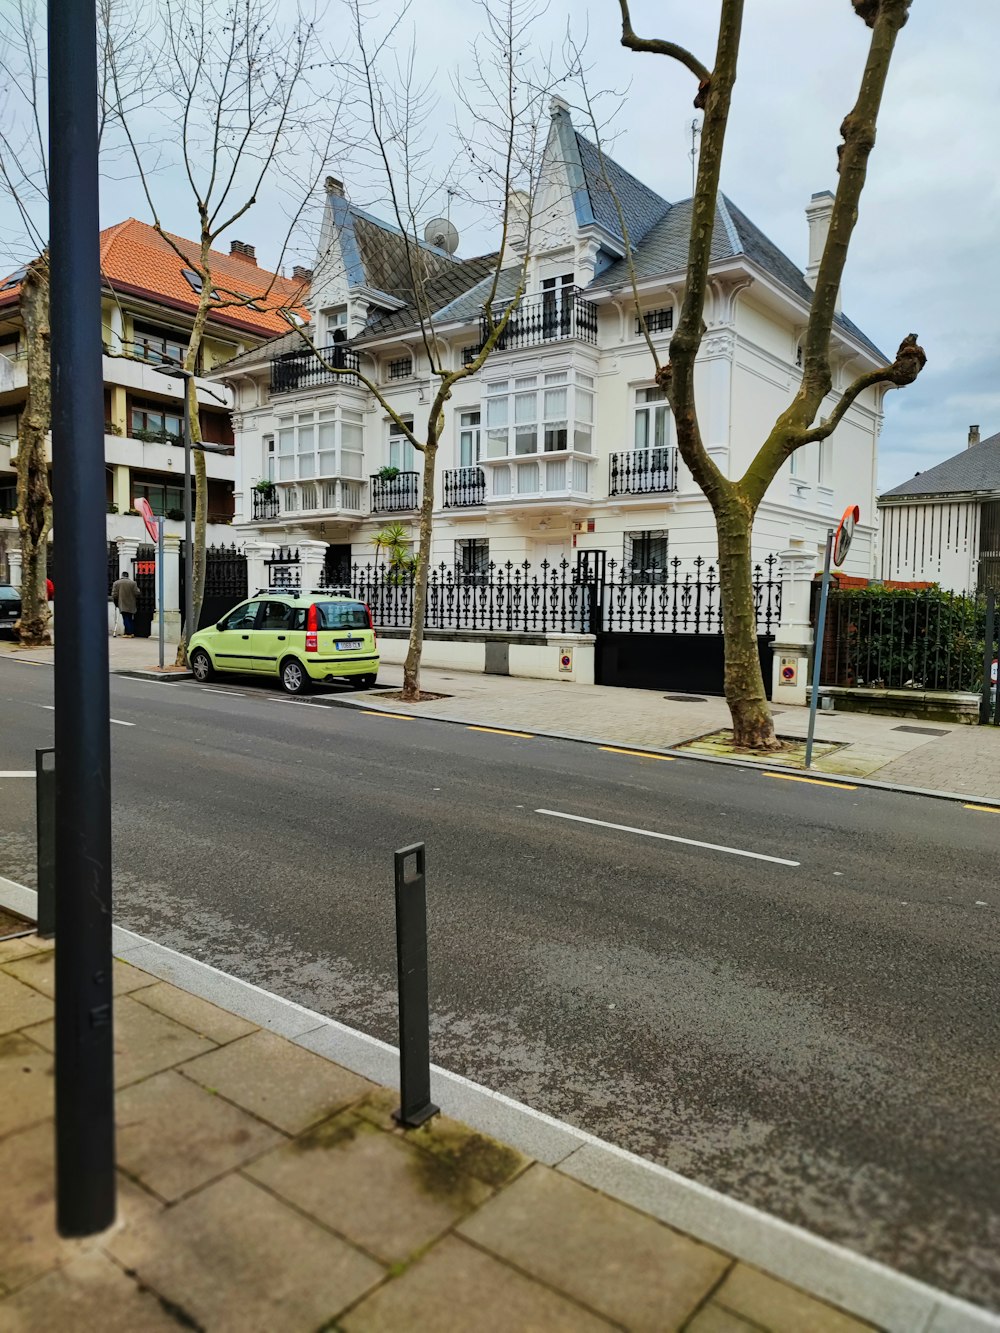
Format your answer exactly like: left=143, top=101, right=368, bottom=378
left=805, top=530, right=834, bottom=769
left=157, top=517, right=165, bottom=670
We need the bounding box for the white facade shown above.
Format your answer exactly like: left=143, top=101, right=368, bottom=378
left=223, top=109, right=885, bottom=587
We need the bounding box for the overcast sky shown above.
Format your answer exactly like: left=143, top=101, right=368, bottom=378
left=3, top=0, right=996, bottom=494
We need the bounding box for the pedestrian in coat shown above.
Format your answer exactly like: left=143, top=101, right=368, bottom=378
left=111, top=569, right=140, bottom=637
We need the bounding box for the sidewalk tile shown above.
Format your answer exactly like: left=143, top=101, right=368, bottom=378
left=2, top=952, right=154, bottom=1000
left=342, top=1234, right=615, bottom=1333
left=131, top=980, right=258, bottom=1045
left=0, top=938, right=44, bottom=963
left=0, top=1251, right=179, bottom=1332
left=247, top=1115, right=491, bottom=1264
left=24, top=994, right=215, bottom=1087
left=685, top=1305, right=767, bottom=1332
left=0, top=973, right=51, bottom=1036
left=0, top=1033, right=53, bottom=1139
left=0, top=1123, right=159, bottom=1292
left=116, top=1069, right=282, bottom=1202
left=458, top=1164, right=729, bottom=1332
left=180, top=1029, right=374, bottom=1134
left=108, top=1172, right=383, bottom=1333
left=713, top=1265, right=878, bottom=1331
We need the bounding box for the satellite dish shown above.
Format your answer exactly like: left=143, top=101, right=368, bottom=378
left=424, top=217, right=460, bottom=254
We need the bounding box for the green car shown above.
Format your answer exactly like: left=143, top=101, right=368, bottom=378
left=187, top=591, right=380, bottom=695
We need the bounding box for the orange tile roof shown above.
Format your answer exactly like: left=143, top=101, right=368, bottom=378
left=0, top=218, right=309, bottom=340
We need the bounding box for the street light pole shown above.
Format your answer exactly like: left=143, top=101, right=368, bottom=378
left=48, top=0, right=116, bottom=1235
left=182, top=375, right=193, bottom=652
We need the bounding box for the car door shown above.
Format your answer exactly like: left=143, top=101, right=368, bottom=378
left=212, top=600, right=262, bottom=674
left=250, top=600, right=297, bottom=675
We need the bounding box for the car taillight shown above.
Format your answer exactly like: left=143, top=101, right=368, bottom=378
left=305, top=603, right=318, bottom=652
left=364, top=603, right=376, bottom=643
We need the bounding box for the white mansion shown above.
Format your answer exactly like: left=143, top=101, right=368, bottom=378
left=219, top=99, right=887, bottom=589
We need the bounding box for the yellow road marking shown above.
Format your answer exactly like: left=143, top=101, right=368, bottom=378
left=468, top=725, right=534, bottom=739
left=764, top=772, right=857, bottom=791
left=599, top=746, right=675, bottom=762
left=964, top=803, right=1000, bottom=814
left=360, top=710, right=413, bottom=720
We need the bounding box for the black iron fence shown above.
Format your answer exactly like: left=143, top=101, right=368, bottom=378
left=270, top=344, right=360, bottom=394
left=264, top=544, right=301, bottom=591
left=821, top=586, right=987, bottom=692
left=371, top=471, right=420, bottom=514
left=481, top=288, right=598, bottom=351
left=609, top=448, right=678, bottom=497
left=252, top=489, right=280, bottom=520
left=442, top=467, right=486, bottom=508
left=329, top=555, right=781, bottom=638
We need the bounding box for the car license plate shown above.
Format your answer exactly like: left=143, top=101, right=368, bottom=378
left=0, top=618, right=14, bottom=628
left=336, top=639, right=363, bottom=651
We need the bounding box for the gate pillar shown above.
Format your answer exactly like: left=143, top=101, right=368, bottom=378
left=245, top=540, right=277, bottom=595
left=771, top=545, right=818, bottom=706
left=159, top=535, right=183, bottom=641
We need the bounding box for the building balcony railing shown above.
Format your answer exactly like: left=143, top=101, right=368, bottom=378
left=270, top=344, right=360, bottom=394
left=480, top=288, right=598, bottom=352
left=442, top=466, right=485, bottom=508
left=252, top=489, right=280, bottom=520
left=609, top=447, right=679, bottom=497
left=371, top=471, right=420, bottom=514
left=280, top=478, right=367, bottom=518
left=484, top=454, right=592, bottom=506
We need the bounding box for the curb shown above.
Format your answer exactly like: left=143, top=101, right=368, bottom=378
left=284, top=691, right=1000, bottom=810
left=2, top=873, right=996, bottom=1333
left=114, top=668, right=194, bottom=683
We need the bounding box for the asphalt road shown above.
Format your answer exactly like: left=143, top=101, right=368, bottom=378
left=1, top=656, right=998, bottom=1310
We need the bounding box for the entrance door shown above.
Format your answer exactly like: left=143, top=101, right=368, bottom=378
left=324, top=543, right=352, bottom=590
left=251, top=599, right=298, bottom=676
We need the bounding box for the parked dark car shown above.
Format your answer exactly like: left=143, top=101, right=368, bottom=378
left=0, top=583, right=21, bottom=637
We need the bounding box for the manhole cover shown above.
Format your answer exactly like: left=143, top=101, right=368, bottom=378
left=892, top=725, right=950, bottom=737
left=664, top=694, right=707, bottom=703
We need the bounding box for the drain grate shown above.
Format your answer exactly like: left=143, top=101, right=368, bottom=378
left=892, top=725, right=950, bottom=737
left=664, top=694, right=707, bottom=703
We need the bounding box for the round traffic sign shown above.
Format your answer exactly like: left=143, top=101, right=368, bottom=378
left=833, top=504, right=860, bottom=567
left=135, top=497, right=160, bottom=545
left=992, top=658, right=998, bottom=686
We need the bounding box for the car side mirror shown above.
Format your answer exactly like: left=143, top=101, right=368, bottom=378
left=217, top=622, right=226, bottom=632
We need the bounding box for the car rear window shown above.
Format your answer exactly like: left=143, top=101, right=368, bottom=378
left=0, top=586, right=20, bottom=601
left=315, top=601, right=370, bottom=630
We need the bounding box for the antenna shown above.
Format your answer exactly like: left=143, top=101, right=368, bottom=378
left=687, top=117, right=702, bottom=196
left=424, top=217, right=460, bottom=255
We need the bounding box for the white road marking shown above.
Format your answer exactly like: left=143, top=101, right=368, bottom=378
left=274, top=699, right=330, bottom=709
left=0, top=771, right=35, bottom=777
left=42, top=704, right=134, bottom=727
left=199, top=687, right=245, bottom=697
left=535, top=808, right=800, bottom=866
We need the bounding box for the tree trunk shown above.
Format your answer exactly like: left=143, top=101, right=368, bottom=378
left=16, top=255, right=53, bottom=647
left=717, top=501, right=779, bottom=750
left=402, top=442, right=436, bottom=700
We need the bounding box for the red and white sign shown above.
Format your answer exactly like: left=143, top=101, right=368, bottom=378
left=992, top=658, right=998, bottom=686
left=833, top=504, right=860, bottom=567
left=135, top=497, right=160, bottom=545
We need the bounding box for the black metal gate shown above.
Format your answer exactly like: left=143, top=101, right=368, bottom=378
left=131, top=545, right=155, bottom=638
left=181, top=543, right=249, bottom=630
left=264, top=544, right=301, bottom=592
left=592, top=555, right=781, bottom=698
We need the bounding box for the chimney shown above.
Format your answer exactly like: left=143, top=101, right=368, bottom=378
left=549, top=94, right=570, bottom=118
left=325, top=176, right=345, bottom=197
left=969, top=424, right=981, bottom=448
left=230, top=239, right=256, bottom=265
left=292, top=265, right=313, bottom=283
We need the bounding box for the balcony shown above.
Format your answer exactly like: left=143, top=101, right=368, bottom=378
left=480, top=288, right=597, bottom=352
left=279, top=479, right=367, bottom=518
left=609, top=448, right=678, bottom=497
left=442, top=467, right=485, bottom=508
left=484, top=454, right=593, bottom=507
left=252, top=489, right=280, bottom=520
left=371, top=471, right=420, bottom=514
left=270, top=344, right=360, bottom=394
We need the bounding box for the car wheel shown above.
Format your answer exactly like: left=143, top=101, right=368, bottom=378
left=280, top=657, right=309, bottom=695
left=349, top=674, right=375, bottom=691
left=190, top=648, right=214, bottom=682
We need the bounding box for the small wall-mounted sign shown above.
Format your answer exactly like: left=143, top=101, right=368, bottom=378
left=780, top=656, right=798, bottom=686
left=558, top=648, right=573, bottom=673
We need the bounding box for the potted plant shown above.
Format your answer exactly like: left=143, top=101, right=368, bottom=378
left=376, top=464, right=400, bottom=481
left=254, top=479, right=276, bottom=496
left=166, top=507, right=185, bottom=521
left=107, top=501, right=119, bottom=514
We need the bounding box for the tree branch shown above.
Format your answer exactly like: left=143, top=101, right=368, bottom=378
left=794, top=333, right=926, bottom=446
left=617, top=0, right=710, bottom=87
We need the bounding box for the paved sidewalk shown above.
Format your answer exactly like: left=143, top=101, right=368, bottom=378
left=3, top=635, right=998, bottom=800
left=0, top=931, right=885, bottom=1333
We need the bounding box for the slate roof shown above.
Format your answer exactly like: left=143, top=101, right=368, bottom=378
left=359, top=252, right=502, bottom=340
left=351, top=212, right=457, bottom=306
left=880, top=431, right=1000, bottom=500
left=0, top=219, right=309, bottom=339
left=573, top=133, right=671, bottom=246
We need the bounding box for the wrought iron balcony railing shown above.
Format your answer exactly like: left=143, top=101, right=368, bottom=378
left=270, top=344, right=360, bottom=394
left=252, top=490, right=280, bottom=520
left=609, top=447, right=678, bottom=497
left=442, top=466, right=485, bottom=508
left=371, top=471, right=420, bottom=514
left=480, top=288, right=598, bottom=351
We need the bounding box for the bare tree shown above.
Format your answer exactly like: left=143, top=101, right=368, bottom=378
left=616, top=0, right=926, bottom=749
left=0, top=0, right=147, bottom=644
left=105, top=0, right=337, bottom=660
left=288, top=0, right=555, bottom=700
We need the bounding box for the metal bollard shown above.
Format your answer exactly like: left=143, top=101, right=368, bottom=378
left=35, top=748, right=56, bottom=938
left=392, top=843, right=439, bottom=1128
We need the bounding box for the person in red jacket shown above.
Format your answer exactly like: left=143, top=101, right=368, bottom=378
left=46, top=578, right=53, bottom=601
